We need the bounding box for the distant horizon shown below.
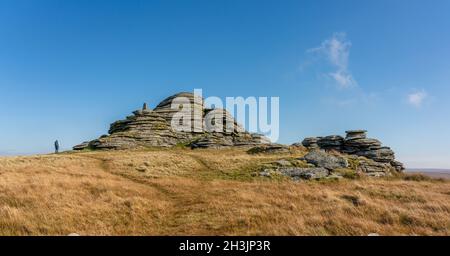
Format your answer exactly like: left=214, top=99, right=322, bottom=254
left=407, top=168, right=450, bottom=172
left=1, top=145, right=450, bottom=171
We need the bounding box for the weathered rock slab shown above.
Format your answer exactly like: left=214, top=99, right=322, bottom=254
left=247, top=144, right=290, bottom=154
left=303, top=151, right=349, bottom=170
left=278, top=167, right=329, bottom=180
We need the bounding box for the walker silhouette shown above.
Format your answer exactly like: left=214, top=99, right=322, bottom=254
left=54, top=140, right=60, bottom=154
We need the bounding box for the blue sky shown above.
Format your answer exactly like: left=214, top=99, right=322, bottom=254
left=1, top=0, right=449, bottom=168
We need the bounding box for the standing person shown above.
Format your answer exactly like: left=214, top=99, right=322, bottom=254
left=54, top=140, right=60, bottom=154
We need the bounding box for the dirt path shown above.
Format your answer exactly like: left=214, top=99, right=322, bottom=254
left=76, top=152, right=216, bottom=234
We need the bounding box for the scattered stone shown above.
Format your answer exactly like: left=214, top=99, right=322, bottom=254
left=275, top=159, right=292, bottom=167
left=259, top=169, right=278, bottom=177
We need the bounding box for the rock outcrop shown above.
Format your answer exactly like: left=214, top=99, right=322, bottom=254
left=259, top=130, right=404, bottom=181
left=73, top=92, right=405, bottom=181
left=74, top=92, right=270, bottom=150
left=299, top=130, right=405, bottom=175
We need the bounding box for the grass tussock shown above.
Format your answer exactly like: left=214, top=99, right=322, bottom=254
left=0, top=148, right=449, bottom=236
left=402, top=173, right=445, bottom=182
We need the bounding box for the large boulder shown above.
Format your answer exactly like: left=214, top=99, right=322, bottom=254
left=278, top=167, right=329, bottom=180
left=303, top=151, right=348, bottom=170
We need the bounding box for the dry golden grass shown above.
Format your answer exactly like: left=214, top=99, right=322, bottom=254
left=0, top=148, right=449, bottom=236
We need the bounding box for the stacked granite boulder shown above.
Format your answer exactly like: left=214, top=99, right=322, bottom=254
left=299, top=130, right=405, bottom=175
left=301, top=137, right=320, bottom=150
left=317, top=135, right=345, bottom=151
left=342, top=130, right=396, bottom=164
left=73, top=92, right=270, bottom=150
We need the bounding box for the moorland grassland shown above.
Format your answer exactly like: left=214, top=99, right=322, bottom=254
left=0, top=148, right=448, bottom=236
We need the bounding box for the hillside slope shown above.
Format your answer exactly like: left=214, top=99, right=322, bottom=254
left=0, top=148, right=449, bottom=236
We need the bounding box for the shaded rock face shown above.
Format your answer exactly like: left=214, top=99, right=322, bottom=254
left=357, top=158, right=395, bottom=177
left=73, top=92, right=270, bottom=150
left=299, top=130, right=405, bottom=175
left=316, top=135, right=344, bottom=151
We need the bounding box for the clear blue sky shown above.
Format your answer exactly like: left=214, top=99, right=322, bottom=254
left=1, top=0, right=449, bottom=168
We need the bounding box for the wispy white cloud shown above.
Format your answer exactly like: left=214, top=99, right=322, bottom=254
left=322, top=90, right=380, bottom=107
left=407, top=90, right=427, bottom=107
left=308, top=33, right=356, bottom=89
